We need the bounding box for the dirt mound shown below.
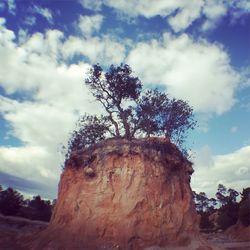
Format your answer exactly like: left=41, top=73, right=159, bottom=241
left=26, top=138, right=214, bottom=249
left=226, top=222, right=250, bottom=241
left=0, top=213, right=47, bottom=250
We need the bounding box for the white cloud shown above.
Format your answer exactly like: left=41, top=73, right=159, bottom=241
left=194, top=145, right=214, bottom=168
left=0, top=28, right=65, bottom=93
left=1, top=97, right=78, bottom=149
left=0, top=146, right=58, bottom=182
left=24, top=16, right=36, bottom=26
left=17, top=29, right=29, bottom=44
left=232, top=0, right=250, bottom=21
left=127, top=33, right=239, bottom=114
left=79, top=0, right=250, bottom=32
left=0, top=17, right=6, bottom=26
left=0, top=145, right=59, bottom=198
left=62, top=35, right=126, bottom=64
left=33, top=6, right=53, bottom=24
left=201, top=1, right=227, bottom=31
left=192, top=145, right=250, bottom=197
left=7, top=0, right=15, bottom=15
left=78, top=0, right=103, bottom=11
left=168, top=1, right=204, bottom=32
left=235, top=0, right=250, bottom=11
left=77, top=14, right=104, bottom=36
left=0, top=21, right=106, bottom=197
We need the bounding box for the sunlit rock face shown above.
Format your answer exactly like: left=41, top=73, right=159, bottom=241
left=28, top=138, right=211, bottom=250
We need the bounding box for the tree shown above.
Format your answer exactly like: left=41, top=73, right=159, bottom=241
left=193, top=191, right=217, bottom=213
left=238, top=187, right=250, bottom=226
left=193, top=191, right=217, bottom=230
left=137, top=89, right=196, bottom=150
left=228, top=188, right=239, bottom=203
left=216, top=184, right=228, bottom=206
left=240, top=187, right=250, bottom=202
left=66, top=114, right=110, bottom=157
left=0, top=187, right=24, bottom=216
left=85, top=64, right=142, bottom=139
left=216, top=184, right=239, bottom=206
left=216, top=184, right=239, bottom=230
left=66, top=64, right=196, bottom=157
left=28, top=195, right=52, bottom=222
left=193, top=191, right=210, bottom=213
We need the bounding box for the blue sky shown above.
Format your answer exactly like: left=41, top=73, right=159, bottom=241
left=0, top=0, right=249, bottom=199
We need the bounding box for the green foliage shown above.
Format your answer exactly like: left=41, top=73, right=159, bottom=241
left=216, top=184, right=239, bottom=206
left=66, top=114, right=109, bottom=159
left=66, top=64, right=196, bottom=157
left=214, top=185, right=239, bottom=230
left=193, top=185, right=248, bottom=231
left=193, top=191, right=217, bottom=213
left=240, top=187, right=250, bottom=202
left=0, top=185, right=53, bottom=222
left=0, top=187, right=24, bottom=216
left=137, top=89, right=196, bottom=150
left=216, top=184, right=227, bottom=206
left=85, top=64, right=142, bottom=140
left=28, top=195, right=52, bottom=222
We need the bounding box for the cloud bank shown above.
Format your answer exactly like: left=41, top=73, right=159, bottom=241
left=192, top=145, right=250, bottom=197
left=127, top=33, right=239, bottom=114
left=79, top=0, right=250, bottom=32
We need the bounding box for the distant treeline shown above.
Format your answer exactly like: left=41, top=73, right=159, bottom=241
left=0, top=185, right=55, bottom=222
left=193, top=184, right=250, bottom=231
left=0, top=183, right=249, bottom=228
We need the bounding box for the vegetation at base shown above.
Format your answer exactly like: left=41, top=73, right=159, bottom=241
left=0, top=182, right=249, bottom=231
left=0, top=184, right=55, bottom=222
left=193, top=184, right=250, bottom=231
left=238, top=187, right=250, bottom=227
left=66, top=64, right=196, bottom=160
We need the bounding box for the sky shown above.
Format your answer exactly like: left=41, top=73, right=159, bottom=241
left=0, top=0, right=249, bottom=199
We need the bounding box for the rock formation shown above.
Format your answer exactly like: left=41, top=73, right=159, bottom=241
left=27, top=138, right=213, bottom=249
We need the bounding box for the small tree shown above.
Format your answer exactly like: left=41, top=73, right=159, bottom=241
left=216, top=184, right=240, bottom=230
left=137, top=89, right=196, bottom=150
left=193, top=191, right=217, bottom=230
left=216, top=184, right=239, bottom=206
left=85, top=64, right=142, bottom=139
left=66, top=114, right=109, bottom=158
left=66, top=64, right=196, bottom=157
left=29, top=195, right=52, bottom=222
left=216, top=184, right=228, bottom=206
left=193, top=191, right=217, bottom=213
left=0, top=187, right=24, bottom=216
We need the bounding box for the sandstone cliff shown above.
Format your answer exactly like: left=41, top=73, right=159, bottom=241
left=27, top=138, right=214, bottom=250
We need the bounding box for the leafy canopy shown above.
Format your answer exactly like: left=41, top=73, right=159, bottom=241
left=67, top=64, right=196, bottom=157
